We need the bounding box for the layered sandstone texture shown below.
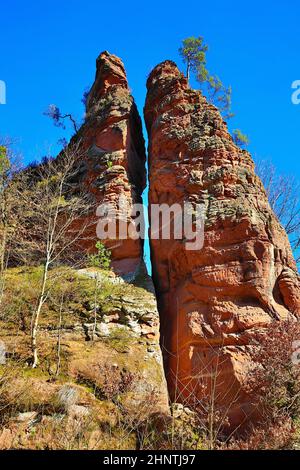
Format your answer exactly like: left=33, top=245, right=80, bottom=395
left=144, top=61, right=300, bottom=427
left=73, top=51, right=146, bottom=277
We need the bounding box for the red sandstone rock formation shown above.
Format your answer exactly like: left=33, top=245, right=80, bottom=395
left=73, top=51, right=146, bottom=276
left=144, top=60, right=300, bottom=428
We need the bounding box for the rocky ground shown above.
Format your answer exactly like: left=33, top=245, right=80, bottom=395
left=0, top=265, right=168, bottom=449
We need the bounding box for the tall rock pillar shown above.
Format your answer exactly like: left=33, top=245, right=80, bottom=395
left=145, top=60, right=300, bottom=427
left=71, top=51, right=146, bottom=277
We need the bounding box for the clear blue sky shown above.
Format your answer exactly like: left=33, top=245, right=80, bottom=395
left=1, top=0, right=299, bottom=272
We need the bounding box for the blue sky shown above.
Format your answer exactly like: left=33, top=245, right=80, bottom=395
left=0, top=0, right=299, bottom=272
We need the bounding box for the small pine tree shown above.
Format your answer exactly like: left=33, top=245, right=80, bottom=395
left=179, top=36, right=234, bottom=119
left=88, top=241, right=111, bottom=270
left=207, top=76, right=234, bottom=120
left=232, top=129, right=250, bottom=148
left=179, top=36, right=208, bottom=86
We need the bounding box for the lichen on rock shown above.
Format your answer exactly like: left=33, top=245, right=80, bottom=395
left=144, top=60, right=300, bottom=430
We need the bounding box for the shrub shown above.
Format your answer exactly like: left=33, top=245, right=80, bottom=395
left=242, top=320, right=300, bottom=449
left=99, top=365, right=135, bottom=401
left=88, top=242, right=111, bottom=270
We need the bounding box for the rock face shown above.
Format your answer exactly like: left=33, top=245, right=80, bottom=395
left=144, top=60, right=300, bottom=428
left=73, top=51, right=146, bottom=277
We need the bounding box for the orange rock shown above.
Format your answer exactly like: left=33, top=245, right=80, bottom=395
left=144, top=60, right=300, bottom=430
left=71, top=51, right=146, bottom=276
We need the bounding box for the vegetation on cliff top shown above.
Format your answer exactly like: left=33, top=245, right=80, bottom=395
left=179, top=36, right=249, bottom=146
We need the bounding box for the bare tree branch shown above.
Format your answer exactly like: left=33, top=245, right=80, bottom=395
left=256, top=159, right=300, bottom=266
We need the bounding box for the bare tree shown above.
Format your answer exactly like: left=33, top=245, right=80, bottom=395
left=44, top=105, right=79, bottom=133
left=256, top=160, right=300, bottom=265
left=54, top=294, right=64, bottom=378
left=0, top=139, right=23, bottom=305
left=0, top=145, right=9, bottom=285
left=15, top=142, right=94, bottom=367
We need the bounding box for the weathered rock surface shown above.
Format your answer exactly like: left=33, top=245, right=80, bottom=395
left=144, top=60, right=300, bottom=428
left=72, top=51, right=146, bottom=277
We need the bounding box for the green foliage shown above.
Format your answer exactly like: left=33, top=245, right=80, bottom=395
left=0, top=265, right=116, bottom=330
left=179, top=36, right=233, bottom=119
left=232, top=129, right=250, bottom=148
left=88, top=241, right=111, bottom=270
left=37, top=174, right=61, bottom=188
left=207, top=77, right=234, bottom=119
left=106, top=155, right=114, bottom=169
left=179, top=36, right=208, bottom=82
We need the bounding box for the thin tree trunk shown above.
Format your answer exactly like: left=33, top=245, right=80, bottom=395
left=208, top=400, right=215, bottom=450
left=31, top=260, right=49, bottom=368
left=31, top=171, right=63, bottom=368
left=0, top=227, right=7, bottom=273
left=0, top=225, right=8, bottom=307
left=55, top=296, right=63, bottom=377
left=186, top=60, right=190, bottom=86
left=92, top=275, right=99, bottom=341
left=0, top=192, right=8, bottom=306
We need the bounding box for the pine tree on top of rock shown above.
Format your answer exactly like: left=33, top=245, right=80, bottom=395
left=179, top=36, right=248, bottom=141
left=179, top=36, right=208, bottom=86
left=179, top=36, right=233, bottom=121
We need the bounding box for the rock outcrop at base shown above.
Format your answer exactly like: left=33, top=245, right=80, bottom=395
left=0, top=266, right=169, bottom=449
left=144, top=60, right=300, bottom=428
left=72, top=51, right=146, bottom=277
